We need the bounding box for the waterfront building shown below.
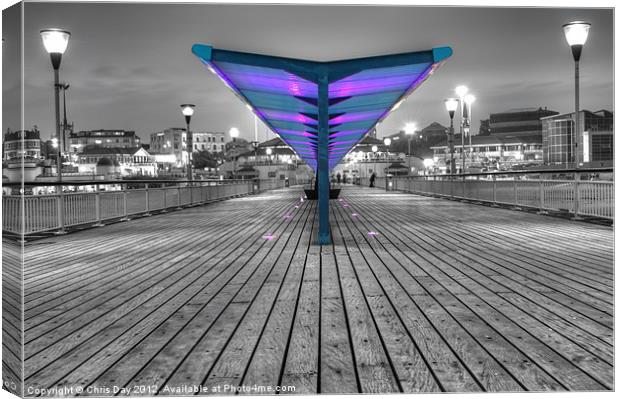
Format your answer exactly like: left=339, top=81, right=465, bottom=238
left=541, top=110, right=613, bottom=167
left=2, top=129, right=44, bottom=182
left=69, top=129, right=141, bottom=152
left=76, top=146, right=157, bottom=177
left=489, top=107, right=559, bottom=137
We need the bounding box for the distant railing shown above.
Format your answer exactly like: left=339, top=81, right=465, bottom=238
left=2, top=177, right=295, bottom=235
left=359, top=168, right=614, bottom=221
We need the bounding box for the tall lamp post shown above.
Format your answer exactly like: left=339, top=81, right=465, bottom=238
left=229, top=127, right=240, bottom=179
left=444, top=98, right=459, bottom=175
left=180, top=104, right=195, bottom=180
left=464, top=94, right=476, bottom=161
left=383, top=137, right=391, bottom=160
left=455, top=85, right=468, bottom=173
left=404, top=122, right=416, bottom=174
left=40, top=28, right=70, bottom=182
left=563, top=21, right=590, bottom=167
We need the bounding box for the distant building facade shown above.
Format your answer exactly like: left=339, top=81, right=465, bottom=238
left=3, top=129, right=43, bottom=162
left=150, top=128, right=228, bottom=167
left=489, top=107, right=559, bottom=137
left=192, top=132, right=226, bottom=152
left=69, top=130, right=141, bottom=151
left=541, top=110, right=613, bottom=166
left=76, top=146, right=157, bottom=177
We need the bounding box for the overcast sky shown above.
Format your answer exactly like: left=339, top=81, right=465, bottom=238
left=2, top=2, right=614, bottom=143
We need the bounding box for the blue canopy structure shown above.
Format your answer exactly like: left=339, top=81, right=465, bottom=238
left=192, top=44, right=452, bottom=244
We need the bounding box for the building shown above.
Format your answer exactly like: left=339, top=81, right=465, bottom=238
left=192, top=132, right=226, bottom=152
left=2, top=129, right=45, bottom=182
left=76, top=146, right=157, bottom=177
left=230, top=137, right=312, bottom=181
left=541, top=110, right=613, bottom=166
left=69, top=130, right=141, bottom=152
left=489, top=107, right=559, bottom=137
left=431, top=134, right=543, bottom=173
left=149, top=128, right=187, bottom=167
left=3, top=129, right=43, bottom=162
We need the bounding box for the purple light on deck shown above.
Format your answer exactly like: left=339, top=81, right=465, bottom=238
left=294, top=205, right=299, bottom=209
left=343, top=204, right=349, bottom=208
left=262, top=234, right=277, bottom=241
left=352, top=213, right=359, bottom=217
left=338, top=198, right=343, bottom=202
left=284, top=214, right=293, bottom=219
left=367, top=231, right=379, bottom=237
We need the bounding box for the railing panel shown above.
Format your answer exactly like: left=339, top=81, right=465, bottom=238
left=100, top=192, right=124, bottom=220
left=148, top=188, right=166, bottom=211
left=126, top=190, right=148, bottom=215
left=578, top=181, right=614, bottom=219
left=63, top=193, right=97, bottom=227
left=543, top=180, right=574, bottom=213
left=515, top=181, right=540, bottom=208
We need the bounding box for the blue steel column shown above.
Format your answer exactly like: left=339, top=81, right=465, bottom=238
left=317, top=73, right=331, bottom=245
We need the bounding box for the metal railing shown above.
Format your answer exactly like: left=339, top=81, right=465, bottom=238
left=359, top=168, right=614, bottom=221
left=2, top=178, right=294, bottom=235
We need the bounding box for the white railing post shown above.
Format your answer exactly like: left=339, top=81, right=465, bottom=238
left=189, top=181, right=194, bottom=206
left=573, top=171, right=582, bottom=220
left=513, top=175, right=519, bottom=208
left=121, top=183, right=130, bottom=221
left=144, top=183, right=151, bottom=216
left=176, top=184, right=183, bottom=210
left=93, top=184, right=104, bottom=226
left=537, top=174, right=547, bottom=214
left=55, top=184, right=66, bottom=234
left=492, top=174, right=498, bottom=207
left=161, top=183, right=168, bottom=213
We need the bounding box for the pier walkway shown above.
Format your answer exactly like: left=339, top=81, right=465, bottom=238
left=16, top=185, right=613, bottom=394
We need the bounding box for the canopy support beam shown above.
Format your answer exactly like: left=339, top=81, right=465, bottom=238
left=317, top=72, right=331, bottom=245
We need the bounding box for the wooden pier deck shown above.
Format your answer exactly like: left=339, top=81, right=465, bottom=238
left=18, top=185, right=613, bottom=394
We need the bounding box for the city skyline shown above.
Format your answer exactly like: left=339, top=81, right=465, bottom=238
left=2, top=2, right=614, bottom=143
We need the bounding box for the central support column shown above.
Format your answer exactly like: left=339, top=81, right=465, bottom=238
left=317, top=73, right=331, bottom=245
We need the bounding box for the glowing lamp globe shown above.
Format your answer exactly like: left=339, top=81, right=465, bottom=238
left=404, top=123, right=417, bottom=136
left=181, top=104, right=195, bottom=117
left=455, top=85, right=468, bottom=98
left=563, top=21, right=591, bottom=46
left=444, top=98, right=459, bottom=113
left=40, top=29, right=70, bottom=54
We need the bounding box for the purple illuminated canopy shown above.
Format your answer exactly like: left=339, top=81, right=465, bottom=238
left=192, top=44, right=452, bottom=172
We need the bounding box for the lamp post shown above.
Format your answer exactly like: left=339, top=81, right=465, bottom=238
left=464, top=94, right=476, bottom=162
left=404, top=122, right=416, bottom=174
left=41, top=28, right=70, bottom=234
left=229, top=127, right=240, bottom=179
left=383, top=137, right=391, bottom=160
left=563, top=21, right=590, bottom=167
left=455, top=85, right=468, bottom=173
left=40, top=28, right=70, bottom=182
left=444, top=98, right=459, bottom=175
left=180, top=104, right=195, bottom=180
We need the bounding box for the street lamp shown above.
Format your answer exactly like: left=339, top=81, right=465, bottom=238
left=229, top=127, right=240, bottom=179
left=383, top=137, right=391, bottom=160
left=444, top=98, right=459, bottom=175
left=229, top=127, right=240, bottom=142
left=40, top=28, right=70, bottom=182
left=41, top=28, right=70, bottom=234
left=563, top=21, right=591, bottom=166
left=464, top=94, right=476, bottom=160
left=404, top=122, right=416, bottom=173
left=180, top=104, right=195, bottom=180
left=455, top=85, right=468, bottom=173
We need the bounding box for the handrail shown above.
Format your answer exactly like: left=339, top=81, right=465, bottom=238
left=406, top=167, right=613, bottom=179
left=1, top=178, right=255, bottom=187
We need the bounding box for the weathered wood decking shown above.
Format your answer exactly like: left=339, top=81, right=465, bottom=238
left=17, top=185, right=613, bottom=394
